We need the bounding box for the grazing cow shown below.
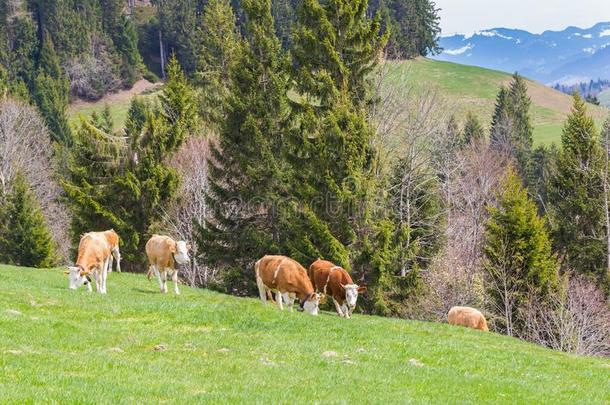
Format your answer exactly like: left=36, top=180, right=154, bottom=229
left=145, top=235, right=191, bottom=295
left=308, top=259, right=366, bottom=318
left=447, top=306, right=489, bottom=332
left=66, top=232, right=112, bottom=293
left=101, top=229, right=121, bottom=273
left=254, top=255, right=320, bottom=315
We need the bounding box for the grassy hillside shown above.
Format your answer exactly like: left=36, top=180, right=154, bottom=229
left=383, top=58, right=609, bottom=145
left=1, top=266, right=608, bottom=403
left=68, top=80, right=162, bottom=130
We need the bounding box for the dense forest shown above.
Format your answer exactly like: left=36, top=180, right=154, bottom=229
left=0, top=0, right=608, bottom=357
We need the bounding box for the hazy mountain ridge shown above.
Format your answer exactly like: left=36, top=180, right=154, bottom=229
left=435, top=22, right=610, bottom=84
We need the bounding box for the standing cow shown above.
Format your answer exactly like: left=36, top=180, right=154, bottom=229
left=145, top=235, right=191, bottom=295
left=308, top=259, right=366, bottom=318
left=254, top=255, right=320, bottom=315
left=66, top=232, right=112, bottom=293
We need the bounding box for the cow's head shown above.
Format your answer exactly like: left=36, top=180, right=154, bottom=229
left=341, top=284, right=367, bottom=310
left=300, top=292, right=320, bottom=315
left=173, top=241, right=191, bottom=265
left=65, top=266, right=91, bottom=290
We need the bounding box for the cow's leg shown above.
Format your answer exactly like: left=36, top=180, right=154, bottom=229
left=256, top=276, right=267, bottom=303
left=275, top=290, right=283, bottom=310
left=107, top=254, right=113, bottom=273
left=100, top=258, right=109, bottom=294
left=342, top=304, right=350, bottom=319
left=161, top=269, right=168, bottom=294
left=171, top=268, right=180, bottom=295
left=86, top=279, right=92, bottom=292
left=152, top=265, right=164, bottom=293
left=333, top=298, right=345, bottom=317
left=113, top=247, right=121, bottom=272
left=95, top=270, right=101, bottom=293
left=283, top=293, right=296, bottom=312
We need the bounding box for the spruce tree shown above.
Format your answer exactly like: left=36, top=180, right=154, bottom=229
left=490, top=74, right=534, bottom=181
left=463, top=112, right=485, bottom=144
left=288, top=0, right=391, bottom=310
left=0, top=175, right=57, bottom=268
left=199, top=0, right=292, bottom=293
left=195, top=0, right=239, bottom=130
left=484, top=168, right=559, bottom=336
left=32, top=33, right=72, bottom=145
left=550, top=94, right=606, bottom=281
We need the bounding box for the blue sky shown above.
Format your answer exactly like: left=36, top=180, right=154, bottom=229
left=435, top=0, right=610, bottom=35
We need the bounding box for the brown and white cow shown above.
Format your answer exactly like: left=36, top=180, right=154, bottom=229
left=308, top=259, right=366, bottom=318
left=145, top=235, right=191, bottom=295
left=101, top=229, right=121, bottom=273
left=447, top=306, right=489, bottom=332
left=254, top=255, right=320, bottom=315
left=66, top=232, right=113, bottom=293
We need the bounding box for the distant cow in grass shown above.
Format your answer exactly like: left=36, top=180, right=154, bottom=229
left=448, top=306, right=489, bottom=331
left=66, top=232, right=113, bottom=293
left=308, top=259, right=366, bottom=318
left=101, top=229, right=121, bottom=273
left=145, top=235, right=191, bottom=295
left=254, top=255, right=320, bottom=315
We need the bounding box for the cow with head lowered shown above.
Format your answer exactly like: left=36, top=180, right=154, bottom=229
left=66, top=231, right=113, bottom=293
left=254, top=255, right=320, bottom=315
left=308, top=259, right=366, bottom=318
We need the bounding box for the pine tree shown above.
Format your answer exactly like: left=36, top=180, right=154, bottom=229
left=195, top=0, right=239, bottom=130
left=32, top=33, right=72, bottom=145
left=550, top=94, right=606, bottom=282
left=373, top=0, right=441, bottom=58
left=484, top=167, right=559, bottom=336
left=0, top=175, right=57, bottom=268
left=199, top=0, right=292, bottom=293
left=288, top=0, right=391, bottom=309
left=463, top=112, right=485, bottom=144
left=490, top=74, right=534, bottom=181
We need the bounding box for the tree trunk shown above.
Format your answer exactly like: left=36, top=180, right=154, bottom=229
left=159, top=29, right=166, bottom=79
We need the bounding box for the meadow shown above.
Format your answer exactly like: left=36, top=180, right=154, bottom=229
left=1, top=265, right=608, bottom=403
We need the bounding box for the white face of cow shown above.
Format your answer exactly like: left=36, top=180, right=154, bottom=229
left=66, top=266, right=89, bottom=290
left=302, top=293, right=320, bottom=315
left=344, top=284, right=360, bottom=308
left=174, top=241, right=191, bottom=265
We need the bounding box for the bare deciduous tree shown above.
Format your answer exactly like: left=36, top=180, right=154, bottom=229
left=159, top=136, right=219, bottom=287
left=522, top=275, right=610, bottom=357
left=0, top=97, right=71, bottom=259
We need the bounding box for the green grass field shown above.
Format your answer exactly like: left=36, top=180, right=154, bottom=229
left=1, top=265, right=608, bottom=403
left=382, top=58, right=609, bottom=146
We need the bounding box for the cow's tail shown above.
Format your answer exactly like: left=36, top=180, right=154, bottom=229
left=254, top=259, right=267, bottom=302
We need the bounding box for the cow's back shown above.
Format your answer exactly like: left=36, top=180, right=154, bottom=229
left=309, top=259, right=353, bottom=296
left=77, top=233, right=110, bottom=270
left=256, top=255, right=310, bottom=291
left=448, top=306, right=488, bottom=331
left=146, top=235, right=175, bottom=266
left=103, top=230, right=119, bottom=249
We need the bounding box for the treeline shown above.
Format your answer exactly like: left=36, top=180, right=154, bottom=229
left=553, top=79, right=610, bottom=105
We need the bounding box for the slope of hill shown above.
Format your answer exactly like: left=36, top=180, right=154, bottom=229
left=382, top=58, right=608, bottom=145
left=436, top=22, right=610, bottom=84
left=1, top=265, right=608, bottom=403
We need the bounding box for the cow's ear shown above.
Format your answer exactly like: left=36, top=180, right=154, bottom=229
left=357, top=286, right=367, bottom=294
left=167, top=239, right=176, bottom=253
left=64, top=270, right=70, bottom=275
left=186, top=243, right=192, bottom=251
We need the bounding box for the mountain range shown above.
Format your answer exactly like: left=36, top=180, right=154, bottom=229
left=435, top=22, right=610, bottom=85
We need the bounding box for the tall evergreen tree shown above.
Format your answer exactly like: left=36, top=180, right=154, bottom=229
left=288, top=0, right=391, bottom=311
left=32, top=32, right=72, bottom=145
left=484, top=167, right=559, bottom=336
left=371, top=0, right=441, bottom=58
left=195, top=0, right=239, bottom=130
left=550, top=94, right=606, bottom=282
left=199, top=0, right=292, bottom=293
left=490, top=74, right=534, bottom=181
left=0, top=175, right=57, bottom=268
left=463, top=112, right=485, bottom=145
left=63, top=57, right=196, bottom=270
